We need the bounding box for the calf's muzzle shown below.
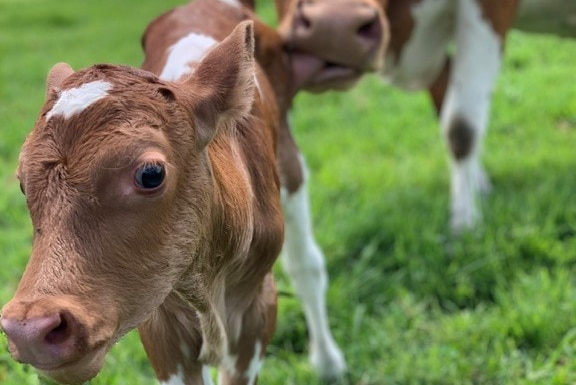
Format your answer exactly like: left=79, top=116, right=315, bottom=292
left=1, top=297, right=111, bottom=384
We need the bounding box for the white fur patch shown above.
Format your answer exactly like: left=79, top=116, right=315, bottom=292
left=440, top=0, right=502, bottom=231
left=46, top=80, right=112, bottom=121
left=217, top=0, right=242, bottom=8
left=383, top=0, right=452, bottom=90
left=221, top=350, right=238, bottom=376
left=160, top=366, right=185, bottom=385
left=280, top=155, right=347, bottom=379
left=244, top=341, right=262, bottom=385
left=202, top=365, right=214, bottom=385
left=160, top=33, right=218, bottom=81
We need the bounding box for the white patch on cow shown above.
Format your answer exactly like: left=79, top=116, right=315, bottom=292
left=161, top=365, right=214, bottom=385
left=382, top=0, right=453, bottom=90
left=160, top=366, right=185, bottom=385
left=244, top=341, right=262, bottom=385
left=280, top=155, right=346, bottom=379
left=46, top=80, right=112, bottom=121
left=202, top=365, right=214, bottom=385
left=160, top=33, right=218, bottom=81
left=217, top=0, right=241, bottom=8
left=440, top=0, right=502, bottom=231
left=222, top=349, right=238, bottom=375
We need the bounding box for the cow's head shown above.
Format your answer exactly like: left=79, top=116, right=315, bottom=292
left=277, top=0, right=389, bottom=92
left=1, top=21, right=256, bottom=384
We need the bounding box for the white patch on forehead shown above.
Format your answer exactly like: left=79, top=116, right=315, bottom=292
left=217, top=0, right=241, bottom=8
left=160, top=33, right=218, bottom=81
left=46, top=80, right=112, bottom=121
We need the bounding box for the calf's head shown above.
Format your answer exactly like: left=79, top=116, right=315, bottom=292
left=1, top=21, right=256, bottom=384
left=277, top=0, right=389, bottom=92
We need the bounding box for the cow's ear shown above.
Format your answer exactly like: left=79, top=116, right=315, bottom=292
left=46, top=62, right=74, bottom=98
left=185, top=20, right=255, bottom=148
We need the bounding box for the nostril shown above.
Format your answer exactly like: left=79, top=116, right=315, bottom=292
left=44, top=314, right=71, bottom=345
left=357, top=16, right=382, bottom=42
left=294, top=12, right=311, bottom=31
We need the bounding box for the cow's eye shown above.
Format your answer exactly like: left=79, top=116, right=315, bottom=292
left=135, top=163, right=165, bottom=190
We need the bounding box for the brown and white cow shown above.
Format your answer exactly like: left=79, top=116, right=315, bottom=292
left=141, top=0, right=346, bottom=382
left=275, top=0, right=525, bottom=232
left=0, top=18, right=286, bottom=385
left=0, top=0, right=346, bottom=384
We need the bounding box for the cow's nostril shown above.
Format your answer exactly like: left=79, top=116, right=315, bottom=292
left=44, top=314, right=70, bottom=345
left=294, top=12, right=311, bottom=31
left=357, top=17, right=382, bottom=42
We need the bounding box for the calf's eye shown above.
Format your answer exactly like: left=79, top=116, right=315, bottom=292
left=135, top=163, right=165, bottom=190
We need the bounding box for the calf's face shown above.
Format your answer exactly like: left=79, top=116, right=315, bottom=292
left=277, top=0, right=389, bottom=92
left=1, top=22, right=256, bottom=384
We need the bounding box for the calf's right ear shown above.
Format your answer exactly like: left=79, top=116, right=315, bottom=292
left=184, top=21, right=256, bottom=148
left=46, top=62, right=75, bottom=98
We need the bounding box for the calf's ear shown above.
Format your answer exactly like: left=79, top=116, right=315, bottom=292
left=185, top=20, right=256, bottom=148
left=46, top=62, right=75, bottom=98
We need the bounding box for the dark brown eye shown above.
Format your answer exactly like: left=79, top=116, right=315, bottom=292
left=135, top=163, right=165, bottom=190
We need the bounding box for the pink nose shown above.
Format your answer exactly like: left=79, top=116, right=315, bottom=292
left=289, top=0, right=385, bottom=69
left=1, top=311, right=79, bottom=368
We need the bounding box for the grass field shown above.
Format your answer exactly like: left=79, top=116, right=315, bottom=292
left=1, top=1, right=575, bottom=384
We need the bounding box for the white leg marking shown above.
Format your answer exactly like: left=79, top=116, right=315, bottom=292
left=244, top=341, right=262, bottom=385
left=441, top=0, right=502, bottom=231
left=281, top=156, right=346, bottom=380
left=160, top=366, right=185, bottom=385
left=46, top=80, right=112, bottom=121
left=160, top=33, right=218, bottom=81
left=202, top=365, right=214, bottom=385
left=217, top=347, right=238, bottom=384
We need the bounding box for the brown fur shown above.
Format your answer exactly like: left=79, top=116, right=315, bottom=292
left=2, top=19, right=285, bottom=385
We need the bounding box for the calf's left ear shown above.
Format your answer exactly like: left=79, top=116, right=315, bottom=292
left=46, top=62, right=75, bottom=98
left=185, top=20, right=256, bottom=147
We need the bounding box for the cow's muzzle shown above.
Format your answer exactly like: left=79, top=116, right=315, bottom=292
left=1, top=297, right=113, bottom=384
left=280, top=0, right=389, bottom=92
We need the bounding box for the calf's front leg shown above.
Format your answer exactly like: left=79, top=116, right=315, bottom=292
left=280, top=154, right=347, bottom=381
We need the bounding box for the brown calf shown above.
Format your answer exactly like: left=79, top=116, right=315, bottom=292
left=0, top=20, right=284, bottom=385
left=140, top=0, right=346, bottom=381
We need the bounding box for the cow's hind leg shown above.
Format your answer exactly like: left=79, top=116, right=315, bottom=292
left=440, top=0, right=513, bottom=232
left=139, top=293, right=211, bottom=385
left=281, top=154, right=346, bottom=381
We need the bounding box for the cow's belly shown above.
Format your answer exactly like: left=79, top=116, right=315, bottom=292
left=381, top=0, right=455, bottom=91
left=515, top=0, right=576, bottom=37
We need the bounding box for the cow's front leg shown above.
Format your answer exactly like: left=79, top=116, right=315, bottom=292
left=138, top=293, right=211, bottom=385
left=440, top=0, right=509, bottom=232
left=218, top=274, right=277, bottom=385
left=280, top=154, right=347, bottom=381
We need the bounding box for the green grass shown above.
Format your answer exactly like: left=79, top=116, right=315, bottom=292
left=1, top=1, right=576, bottom=384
